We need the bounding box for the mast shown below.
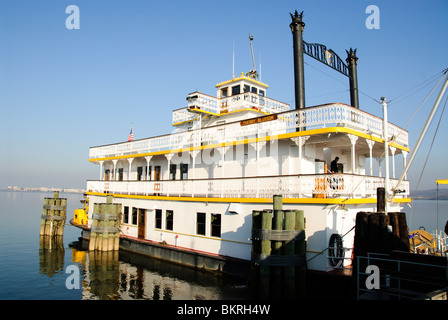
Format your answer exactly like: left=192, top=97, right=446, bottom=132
left=381, top=97, right=390, bottom=213
left=247, top=34, right=258, bottom=80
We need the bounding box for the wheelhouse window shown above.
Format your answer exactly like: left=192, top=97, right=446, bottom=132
left=155, top=209, right=162, bottom=229
left=232, top=85, right=240, bottom=96
left=211, top=214, right=221, bottom=238
left=221, top=87, right=228, bottom=98
left=243, top=84, right=250, bottom=93
left=197, top=212, right=206, bottom=236
left=166, top=210, right=173, bottom=231
left=123, top=206, right=129, bottom=224
left=251, top=87, right=258, bottom=94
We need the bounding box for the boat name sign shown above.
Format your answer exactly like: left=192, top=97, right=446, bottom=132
left=240, top=114, right=278, bottom=126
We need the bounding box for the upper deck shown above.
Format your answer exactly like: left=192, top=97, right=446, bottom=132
left=89, top=102, right=409, bottom=160
left=86, top=72, right=410, bottom=202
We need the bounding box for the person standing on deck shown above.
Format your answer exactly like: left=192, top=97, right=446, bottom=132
left=330, top=157, right=339, bottom=173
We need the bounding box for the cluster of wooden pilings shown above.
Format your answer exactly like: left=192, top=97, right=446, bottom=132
left=40, top=192, right=67, bottom=238
left=353, top=211, right=409, bottom=262
left=89, top=196, right=121, bottom=252
left=249, top=195, right=306, bottom=300
left=352, top=188, right=410, bottom=295
left=353, top=188, right=410, bottom=260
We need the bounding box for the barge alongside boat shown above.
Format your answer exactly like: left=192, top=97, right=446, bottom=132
left=71, top=11, right=412, bottom=279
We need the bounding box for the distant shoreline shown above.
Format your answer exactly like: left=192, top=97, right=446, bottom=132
left=1, top=188, right=84, bottom=194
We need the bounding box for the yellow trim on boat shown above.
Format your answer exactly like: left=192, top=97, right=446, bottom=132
left=89, top=126, right=410, bottom=162
left=85, top=191, right=411, bottom=205
left=215, top=73, right=269, bottom=88
left=172, top=107, right=270, bottom=126
left=436, top=179, right=448, bottom=185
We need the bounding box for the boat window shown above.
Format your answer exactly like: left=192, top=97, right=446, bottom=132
left=137, top=166, right=143, bottom=181
left=211, top=214, right=221, bottom=238
left=232, top=85, right=240, bottom=96
left=251, top=87, right=257, bottom=94
left=147, top=166, right=152, bottom=181
left=221, top=87, right=228, bottom=98
left=132, top=207, right=138, bottom=225
left=118, top=168, right=124, bottom=181
left=197, top=212, right=206, bottom=236
left=154, top=166, right=161, bottom=181
left=123, top=206, right=129, bottom=224
left=155, top=209, right=162, bottom=229
left=166, top=210, right=174, bottom=231
left=180, top=163, right=188, bottom=180
left=170, top=164, right=176, bottom=180
left=105, top=169, right=111, bottom=181
left=259, top=90, right=265, bottom=97
left=243, top=85, right=250, bottom=93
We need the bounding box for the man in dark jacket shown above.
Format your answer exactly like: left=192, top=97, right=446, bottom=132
left=330, top=157, right=339, bottom=173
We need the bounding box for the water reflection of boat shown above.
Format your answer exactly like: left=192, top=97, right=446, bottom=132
left=68, top=241, right=248, bottom=300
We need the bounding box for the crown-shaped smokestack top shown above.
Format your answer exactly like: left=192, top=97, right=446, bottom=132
left=346, top=48, right=358, bottom=63
left=290, top=10, right=305, bottom=27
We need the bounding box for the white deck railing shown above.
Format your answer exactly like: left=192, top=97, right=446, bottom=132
left=86, top=174, right=410, bottom=200
left=172, top=91, right=291, bottom=125
left=89, top=103, right=409, bottom=159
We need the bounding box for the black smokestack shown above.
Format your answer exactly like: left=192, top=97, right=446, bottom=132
left=290, top=10, right=306, bottom=110
left=346, top=48, right=359, bottom=109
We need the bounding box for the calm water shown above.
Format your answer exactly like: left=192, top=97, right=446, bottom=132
left=403, top=199, right=448, bottom=233
left=1, top=191, right=447, bottom=300
left=0, top=192, right=248, bottom=300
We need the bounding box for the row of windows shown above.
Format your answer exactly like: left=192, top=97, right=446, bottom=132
left=122, top=206, right=221, bottom=238
left=221, top=85, right=265, bottom=98
left=105, top=164, right=189, bottom=181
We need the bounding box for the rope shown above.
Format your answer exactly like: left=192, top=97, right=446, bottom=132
left=389, top=68, right=448, bottom=105
left=409, top=93, right=448, bottom=227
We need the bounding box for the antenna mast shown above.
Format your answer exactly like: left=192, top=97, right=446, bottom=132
left=247, top=34, right=258, bottom=80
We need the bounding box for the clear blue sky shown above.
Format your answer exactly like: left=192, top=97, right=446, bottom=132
left=0, top=0, right=447, bottom=191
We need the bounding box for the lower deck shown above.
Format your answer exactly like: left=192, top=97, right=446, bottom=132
left=84, top=193, right=407, bottom=273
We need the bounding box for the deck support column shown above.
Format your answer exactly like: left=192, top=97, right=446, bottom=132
left=376, top=156, right=383, bottom=177
left=191, top=150, right=200, bottom=197
left=165, top=153, right=174, bottom=197
left=112, top=160, right=118, bottom=181
left=402, top=151, right=408, bottom=180
left=366, top=139, right=375, bottom=176
left=296, top=136, right=309, bottom=175
left=389, top=146, right=396, bottom=179
left=145, top=156, right=152, bottom=181
left=99, top=161, right=104, bottom=180
left=348, top=134, right=358, bottom=174
left=127, top=158, right=133, bottom=181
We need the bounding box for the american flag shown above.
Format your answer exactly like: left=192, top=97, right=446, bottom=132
left=127, top=128, right=133, bottom=141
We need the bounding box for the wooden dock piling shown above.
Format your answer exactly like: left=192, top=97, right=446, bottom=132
left=40, top=192, right=67, bottom=237
left=250, top=195, right=307, bottom=299
left=88, top=196, right=121, bottom=252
